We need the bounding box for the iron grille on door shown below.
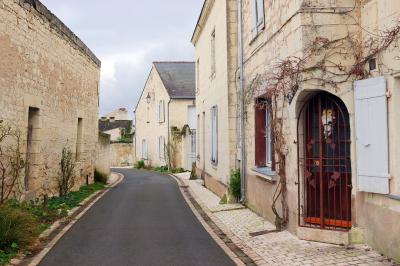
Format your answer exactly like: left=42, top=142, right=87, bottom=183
left=298, top=92, right=352, bottom=231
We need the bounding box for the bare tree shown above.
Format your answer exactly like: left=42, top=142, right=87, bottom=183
left=57, top=146, right=76, bottom=197
left=0, top=121, right=25, bottom=204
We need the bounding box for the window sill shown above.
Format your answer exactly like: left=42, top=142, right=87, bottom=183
left=386, top=194, right=400, bottom=201
left=249, top=27, right=264, bottom=45
left=251, top=167, right=278, bottom=183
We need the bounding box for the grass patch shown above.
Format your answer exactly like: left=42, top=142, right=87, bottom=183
left=0, top=182, right=105, bottom=266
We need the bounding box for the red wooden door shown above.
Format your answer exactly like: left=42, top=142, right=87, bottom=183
left=303, top=92, right=352, bottom=229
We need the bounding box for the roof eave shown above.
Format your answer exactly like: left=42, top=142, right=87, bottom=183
left=191, top=0, right=215, bottom=45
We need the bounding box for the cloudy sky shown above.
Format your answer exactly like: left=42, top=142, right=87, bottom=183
left=40, top=0, right=204, bottom=118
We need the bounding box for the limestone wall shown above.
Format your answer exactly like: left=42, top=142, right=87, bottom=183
left=193, top=0, right=238, bottom=190
left=96, top=133, right=111, bottom=177
left=240, top=0, right=400, bottom=260
left=135, top=66, right=171, bottom=167
left=110, top=143, right=134, bottom=167
left=0, top=0, right=101, bottom=198
left=135, top=64, right=194, bottom=169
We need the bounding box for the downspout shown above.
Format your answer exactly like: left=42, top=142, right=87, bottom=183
left=237, top=0, right=246, bottom=203
left=134, top=110, right=137, bottom=161
left=167, top=99, right=172, bottom=170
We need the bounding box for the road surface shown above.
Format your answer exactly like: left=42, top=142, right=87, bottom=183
left=39, top=169, right=235, bottom=266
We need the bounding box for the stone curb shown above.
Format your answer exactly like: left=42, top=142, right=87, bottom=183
left=10, top=172, right=125, bottom=266
left=170, top=174, right=266, bottom=266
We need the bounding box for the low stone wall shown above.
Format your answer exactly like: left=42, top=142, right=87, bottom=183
left=110, top=143, right=134, bottom=167
left=96, top=133, right=111, bottom=177
left=196, top=168, right=227, bottom=199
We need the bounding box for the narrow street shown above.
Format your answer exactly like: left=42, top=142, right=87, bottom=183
left=39, top=169, right=235, bottom=266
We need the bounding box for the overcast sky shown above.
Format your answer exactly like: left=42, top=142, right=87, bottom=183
left=40, top=0, right=204, bottom=118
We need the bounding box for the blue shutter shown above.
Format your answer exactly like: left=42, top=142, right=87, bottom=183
left=354, top=76, right=390, bottom=194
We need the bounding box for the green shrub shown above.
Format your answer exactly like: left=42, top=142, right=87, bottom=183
left=94, top=169, right=108, bottom=184
left=229, top=169, right=241, bottom=201
left=135, top=160, right=145, bottom=169
left=154, top=166, right=168, bottom=173
left=0, top=205, right=39, bottom=253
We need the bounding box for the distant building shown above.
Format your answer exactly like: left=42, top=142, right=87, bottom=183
left=99, top=110, right=133, bottom=142
left=99, top=108, right=134, bottom=167
left=101, top=107, right=130, bottom=121
left=135, top=62, right=196, bottom=170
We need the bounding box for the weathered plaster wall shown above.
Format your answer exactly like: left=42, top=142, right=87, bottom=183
left=0, top=0, right=101, bottom=197
left=193, top=0, right=238, bottom=194
left=96, top=133, right=111, bottom=177
left=110, top=143, right=134, bottom=167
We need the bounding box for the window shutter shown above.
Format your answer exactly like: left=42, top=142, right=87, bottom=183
left=158, top=136, right=161, bottom=157
left=256, top=0, right=265, bottom=29
left=255, top=103, right=266, bottom=167
left=163, top=136, right=165, bottom=158
left=251, top=0, right=258, bottom=37
left=162, top=100, right=165, bottom=122
left=156, top=101, right=160, bottom=122
left=354, top=76, right=390, bottom=194
left=211, top=107, right=218, bottom=163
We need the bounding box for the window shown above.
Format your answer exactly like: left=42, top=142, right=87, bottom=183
left=158, top=136, right=165, bottom=159
left=255, top=100, right=274, bottom=170
left=26, top=107, right=40, bottom=191
left=211, top=29, right=216, bottom=76
left=211, top=106, right=218, bottom=164
left=141, top=139, right=148, bottom=160
left=251, top=0, right=265, bottom=38
left=76, top=118, right=83, bottom=161
left=157, top=100, right=165, bottom=123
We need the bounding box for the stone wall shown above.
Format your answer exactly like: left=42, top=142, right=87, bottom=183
left=0, top=0, right=101, bottom=198
left=110, top=143, right=134, bottom=167
left=96, top=133, right=111, bottom=177
left=240, top=0, right=400, bottom=260
left=192, top=0, right=238, bottom=196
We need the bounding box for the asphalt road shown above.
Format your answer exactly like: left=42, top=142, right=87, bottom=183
left=39, top=169, right=235, bottom=266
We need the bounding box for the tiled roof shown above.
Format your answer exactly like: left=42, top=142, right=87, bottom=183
left=153, top=62, right=195, bottom=99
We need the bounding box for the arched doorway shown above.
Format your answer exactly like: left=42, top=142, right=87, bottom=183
left=297, top=92, right=352, bottom=230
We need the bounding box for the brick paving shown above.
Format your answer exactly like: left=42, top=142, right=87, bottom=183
left=174, top=173, right=398, bottom=266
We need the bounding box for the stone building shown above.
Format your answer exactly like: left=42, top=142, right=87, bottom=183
left=193, top=0, right=400, bottom=261
left=101, top=107, right=130, bottom=121
left=134, top=62, right=196, bottom=170
left=191, top=0, right=239, bottom=198
left=0, top=0, right=101, bottom=198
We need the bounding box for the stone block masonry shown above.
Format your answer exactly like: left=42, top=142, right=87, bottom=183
left=0, top=0, right=101, bottom=198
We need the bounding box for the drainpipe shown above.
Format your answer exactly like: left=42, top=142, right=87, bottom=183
left=237, top=0, right=246, bottom=203
left=167, top=99, right=172, bottom=170
left=134, top=109, right=137, bottom=161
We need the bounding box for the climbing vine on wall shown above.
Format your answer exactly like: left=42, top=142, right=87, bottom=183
left=247, top=17, right=400, bottom=230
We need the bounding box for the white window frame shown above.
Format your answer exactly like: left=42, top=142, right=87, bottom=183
left=266, top=105, right=273, bottom=167
left=251, top=0, right=265, bottom=38
left=158, top=136, right=165, bottom=159
left=158, top=100, right=165, bottom=123
left=210, top=29, right=216, bottom=77
left=141, top=139, right=148, bottom=160
left=211, top=106, right=218, bottom=164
